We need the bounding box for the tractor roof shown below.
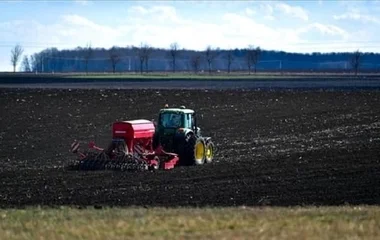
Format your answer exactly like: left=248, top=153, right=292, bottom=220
left=159, top=108, right=194, bottom=114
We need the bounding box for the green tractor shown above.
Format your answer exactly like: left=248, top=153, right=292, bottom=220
left=152, top=105, right=215, bottom=166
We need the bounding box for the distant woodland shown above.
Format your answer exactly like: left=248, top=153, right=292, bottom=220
left=12, top=43, right=380, bottom=74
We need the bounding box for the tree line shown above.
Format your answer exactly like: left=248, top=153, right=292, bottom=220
left=10, top=42, right=379, bottom=75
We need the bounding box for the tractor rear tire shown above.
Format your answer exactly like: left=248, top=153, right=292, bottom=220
left=183, top=135, right=206, bottom=165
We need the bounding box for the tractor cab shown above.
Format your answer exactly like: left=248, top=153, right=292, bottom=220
left=156, top=105, right=199, bottom=134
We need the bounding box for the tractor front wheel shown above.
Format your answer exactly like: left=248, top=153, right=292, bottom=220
left=205, top=141, right=215, bottom=164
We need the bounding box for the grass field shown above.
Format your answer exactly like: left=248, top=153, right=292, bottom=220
left=1, top=71, right=379, bottom=80
left=60, top=71, right=380, bottom=78
left=1, top=72, right=378, bottom=85
left=64, top=73, right=301, bottom=79
left=0, top=206, right=379, bottom=240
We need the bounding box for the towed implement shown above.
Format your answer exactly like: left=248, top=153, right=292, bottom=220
left=68, top=105, right=215, bottom=171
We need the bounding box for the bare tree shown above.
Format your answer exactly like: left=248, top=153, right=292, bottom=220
left=169, top=42, right=179, bottom=73
left=253, top=47, right=261, bottom=74
left=190, top=54, right=201, bottom=74
left=205, top=45, right=218, bottom=74
left=226, top=49, right=234, bottom=74
left=350, top=49, right=361, bottom=76
left=30, top=54, right=37, bottom=72
left=246, top=45, right=261, bottom=74
left=134, top=45, right=142, bottom=74
left=143, top=44, right=152, bottom=73
left=21, top=56, right=31, bottom=72
left=136, top=44, right=145, bottom=74
left=109, top=46, right=120, bottom=73
left=84, top=43, right=93, bottom=75
left=10, top=44, right=24, bottom=72
left=48, top=48, right=58, bottom=73
left=246, top=46, right=253, bottom=74
left=39, top=54, right=44, bottom=73
left=136, top=43, right=152, bottom=74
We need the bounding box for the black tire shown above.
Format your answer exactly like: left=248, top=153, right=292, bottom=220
left=183, top=135, right=206, bottom=165
left=205, top=140, right=215, bottom=164
left=174, top=133, right=185, bottom=156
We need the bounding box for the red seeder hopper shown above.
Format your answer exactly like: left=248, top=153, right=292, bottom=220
left=69, top=119, right=180, bottom=171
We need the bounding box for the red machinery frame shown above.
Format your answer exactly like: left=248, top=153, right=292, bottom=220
left=72, top=119, right=180, bottom=170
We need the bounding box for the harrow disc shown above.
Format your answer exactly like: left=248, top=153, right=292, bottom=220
left=67, top=139, right=156, bottom=172
left=67, top=150, right=149, bottom=172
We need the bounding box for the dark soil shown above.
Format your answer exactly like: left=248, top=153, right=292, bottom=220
left=1, top=88, right=380, bottom=208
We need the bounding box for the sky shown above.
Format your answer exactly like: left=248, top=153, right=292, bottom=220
left=1, top=0, right=380, bottom=71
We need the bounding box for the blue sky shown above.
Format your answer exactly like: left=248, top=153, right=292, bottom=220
left=1, top=0, right=380, bottom=71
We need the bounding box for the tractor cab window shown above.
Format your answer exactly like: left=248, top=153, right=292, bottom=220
left=160, top=112, right=182, bottom=128
left=185, top=113, right=194, bottom=129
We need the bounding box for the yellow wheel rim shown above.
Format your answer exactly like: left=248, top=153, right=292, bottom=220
left=195, top=141, right=204, bottom=160
left=206, top=146, right=213, bottom=160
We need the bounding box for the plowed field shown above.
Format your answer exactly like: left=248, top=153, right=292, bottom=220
left=1, top=88, right=380, bottom=208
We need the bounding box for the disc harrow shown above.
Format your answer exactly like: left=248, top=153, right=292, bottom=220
left=68, top=152, right=146, bottom=171
left=67, top=119, right=179, bottom=172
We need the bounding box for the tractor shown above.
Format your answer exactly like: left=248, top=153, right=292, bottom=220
left=68, top=105, right=215, bottom=171
left=152, top=105, right=215, bottom=166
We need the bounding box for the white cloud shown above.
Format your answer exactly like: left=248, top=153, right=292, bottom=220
left=333, top=12, right=380, bottom=24
left=307, top=23, right=347, bottom=37
left=245, top=8, right=255, bottom=16
left=0, top=5, right=353, bottom=53
left=128, top=6, right=148, bottom=15
left=221, top=13, right=299, bottom=46
left=59, top=14, right=131, bottom=48
left=127, top=5, right=182, bottom=24
left=0, top=7, right=348, bottom=52
left=252, top=2, right=308, bottom=21
left=122, top=7, right=304, bottom=50
left=275, top=2, right=309, bottom=21
left=264, top=15, right=276, bottom=21
left=62, top=15, right=95, bottom=27
left=256, top=3, right=275, bottom=21
left=73, top=0, right=91, bottom=6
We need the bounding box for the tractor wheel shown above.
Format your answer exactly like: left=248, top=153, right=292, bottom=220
left=205, top=141, right=215, bottom=164
left=184, top=135, right=206, bottom=165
